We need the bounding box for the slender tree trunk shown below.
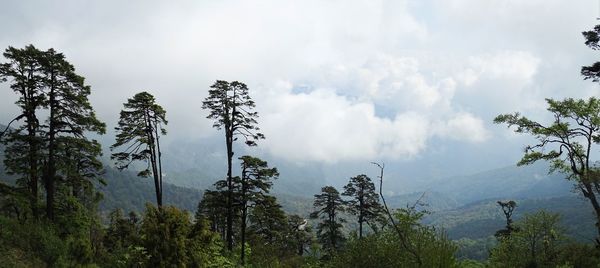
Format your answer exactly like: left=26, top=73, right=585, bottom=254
left=241, top=205, right=247, bottom=265
left=330, top=202, right=336, bottom=251
left=45, top=72, right=57, bottom=221
left=226, top=128, right=234, bottom=251
left=240, top=166, right=248, bottom=265
left=359, top=196, right=364, bottom=239
left=27, top=111, right=39, bottom=220
left=581, top=181, right=600, bottom=245
left=155, top=124, right=163, bottom=206
left=146, top=111, right=162, bottom=207
left=373, top=162, right=422, bottom=267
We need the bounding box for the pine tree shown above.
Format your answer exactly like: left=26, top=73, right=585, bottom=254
left=495, top=98, right=600, bottom=244
left=39, top=48, right=106, bottom=220
left=234, top=155, right=278, bottom=265
left=248, top=195, right=287, bottom=245
left=111, top=92, right=167, bottom=206
left=1, top=46, right=105, bottom=221
left=0, top=45, right=46, bottom=220
left=196, top=189, right=228, bottom=239
left=342, top=174, right=383, bottom=239
left=310, top=186, right=346, bottom=256
left=202, top=80, right=264, bottom=250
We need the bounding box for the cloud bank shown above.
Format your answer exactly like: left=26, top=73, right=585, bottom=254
left=0, top=0, right=598, bottom=164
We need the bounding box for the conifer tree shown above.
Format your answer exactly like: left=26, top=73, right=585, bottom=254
left=342, top=174, right=383, bottom=239
left=231, top=155, right=278, bottom=265
left=196, top=189, right=228, bottom=239
left=249, top=195, right=287, bottom=245
left=0, top=45, right=46, bottom=220
left=495, top=98, right=600, bottom=244
left=111, top=92, right=167, bottom=207
left=286, top=214, right=312, bottom=256
left=2, top=46, right=105, bottom=221
left=202, top=80, right=264, bottom=250
left=310, top=186, right=346, bottom=256
left=39, top=48, right=106, bottom=220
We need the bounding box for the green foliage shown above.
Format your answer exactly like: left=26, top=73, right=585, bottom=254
left=139, top=204, right=235, bottom=268
left=98, top=167, right=202, bottom=214
left=494, top=97, right=600, bottom=243
left=342, top=174, right=383, bottom=238
left=188, top=218, right=234, bottom=268
left=489, top=210, right=570, bottom=267
left=454, top=237, right=497, bottom=261
left=111, top=91, right=167, bottom=206
left=0, top=215, right=68, bottom=267
left=140, top=204, right=191, bottom=267
left=311, top=186, right=346, bottom=257
left=202, top=80, right=265, bottom=251
left=201, top=80, right=264, bottom=146
left=328, top=207, right=457, bottom=268
left=582, top=24, right=600, bottom=81
left=1, top=44, right=106, bottom=221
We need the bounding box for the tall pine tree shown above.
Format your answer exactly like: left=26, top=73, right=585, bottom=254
left=235, top=156, right=278, bottom=264
left=39, top=48, right=106, bottom=220
left=202, top=80, right=264, bottom=250
left=111, top=91, right=167, bottom=207
left=342, top=174, right=383, bottom=238
left=310, top=186, right=346, bottom=257
left=0, top=45, right=46, bottom=220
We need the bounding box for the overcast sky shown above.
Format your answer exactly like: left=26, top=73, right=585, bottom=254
left=1, top=0, right=599, bottom=169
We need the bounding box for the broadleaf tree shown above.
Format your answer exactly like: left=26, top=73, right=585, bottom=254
left=494, top=97, right=600, bottom=244
left=202, top=80, right=264, bottom=250
left=111, top=91, right=167, bottom=206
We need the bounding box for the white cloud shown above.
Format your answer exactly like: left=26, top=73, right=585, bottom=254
left=0, top=0, right=597, bottom=166
left=259, top=86, right=432, bottom=163
left=466, top=51, right=540, bottom=85
left=434, top=113, right=490, bottom=143
left=255, top=53, right=493, bottom=163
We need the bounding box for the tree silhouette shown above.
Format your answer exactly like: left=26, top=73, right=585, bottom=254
left=342, top=174, right=383, bottom=239
left=582, top=25, right=600, bottom=82
left=0, top=45, right=46, bottom=220
left=202, top=80, right=264, bottom=250
left=234, top=155, right=278, bottom=265
left=495, top=200, right=518, bottom=239
left=495, top=98, right=600, bottom=245
left=111, top=92, right=167, bottom=207
left=310, top=186, right=345, bottom=256
left=40, top=48, right=106, bottom=220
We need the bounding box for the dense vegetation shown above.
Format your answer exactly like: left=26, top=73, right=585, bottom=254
left=2, top=24, right=600, bottom=268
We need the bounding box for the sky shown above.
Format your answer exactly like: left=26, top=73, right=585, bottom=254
left=1, top=0, right=599, bottom=177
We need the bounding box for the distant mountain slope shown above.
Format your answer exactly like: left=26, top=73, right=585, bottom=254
left=424, top=195, right=596, bottom=242
left=386, top=191, right=460, bottom=212
left=424, top=162, right=573, bottom=204
left=98, top=168, right=202, bottom=214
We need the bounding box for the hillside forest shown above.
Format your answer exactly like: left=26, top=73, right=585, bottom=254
left=2, top=21, right=600, bottom=268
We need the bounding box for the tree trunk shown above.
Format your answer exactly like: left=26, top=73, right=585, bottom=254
left=359, top=193, right=364, bottom=239
left=146, top=110, right=162, bottom=207
left=226, top=129, right=234, bottom=251
left=45, top=74, right=57, bottom=221
left=581, top=182, right=600, bottom=245
left=241, top=205, right=247, bottom=265
left=296, top=231, right=303, bottom=255
left=27, top=111, right=39, bottom=220
left=155, top=125, right=163, bottom=207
